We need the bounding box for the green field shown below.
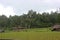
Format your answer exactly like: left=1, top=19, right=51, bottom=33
left=0, top=28, right=60, bottom=40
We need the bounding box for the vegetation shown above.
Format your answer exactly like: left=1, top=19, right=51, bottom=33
left=0, top=10, right=60, bottom=30
left=0, top=28, right=60, bottom=40
left=0, top=10, right=60, bottom=40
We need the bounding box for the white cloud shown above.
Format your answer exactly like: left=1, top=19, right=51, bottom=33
left=0, top=0, right=60, bottom=16
left=40, top=8, right=57, bottom=13
left=0, top=4, right=15, bottom=17
left=45, top=9, right=57, bottom=13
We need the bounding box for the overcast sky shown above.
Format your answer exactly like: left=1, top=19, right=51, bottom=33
left=0, top=0, right=60, bottom=17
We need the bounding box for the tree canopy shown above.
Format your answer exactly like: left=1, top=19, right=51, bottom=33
left=0, top=10, right=60, bottom=30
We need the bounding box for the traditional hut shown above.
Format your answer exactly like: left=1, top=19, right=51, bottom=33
left=51, top=24, right=60, bottom=31
left=12, top=26, right=26, bottom=31
left=0, top=29, right=5, bottom=33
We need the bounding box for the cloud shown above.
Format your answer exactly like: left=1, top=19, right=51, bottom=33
left=0, top=0, right=60, bottom=15
left=45, top=9, right=57, bottom=13
left=0, top=4, right=15, bottom=17
left=40, top=8, right=57, bottom=13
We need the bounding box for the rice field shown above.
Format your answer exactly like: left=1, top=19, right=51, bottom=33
left=0, top=28, right=60, bottom=40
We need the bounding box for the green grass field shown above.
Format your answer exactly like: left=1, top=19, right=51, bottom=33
left=0, top=28, right=60, bottom=40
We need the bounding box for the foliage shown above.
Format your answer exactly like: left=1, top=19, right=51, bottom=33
left=0, top=28, right=60, bottom=40
left=0, top=10, right=60, bottom=29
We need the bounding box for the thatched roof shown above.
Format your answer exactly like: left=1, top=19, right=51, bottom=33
left=0, top=29, right=4, bottom=33
left=53, top=25, right=60, bottom=29
left=12, top=26, right=25, bottom=29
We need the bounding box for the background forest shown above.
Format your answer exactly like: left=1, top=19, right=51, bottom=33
left=0, top=10, right=60, bottom=30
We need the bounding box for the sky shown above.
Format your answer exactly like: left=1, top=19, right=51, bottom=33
left=0, top=0, right=60, bottom=17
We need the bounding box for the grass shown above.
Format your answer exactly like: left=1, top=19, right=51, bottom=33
left=0, top=28, right=60, bottom=40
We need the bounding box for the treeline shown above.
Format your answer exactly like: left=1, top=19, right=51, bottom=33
left=0, top=10, right=60, bottom=29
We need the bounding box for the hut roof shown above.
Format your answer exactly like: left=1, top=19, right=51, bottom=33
left=12, top=26, right=25, bottom=29
left=53, top=25, right=60, bottom=28
left=0, top=29, right=4, bottom=32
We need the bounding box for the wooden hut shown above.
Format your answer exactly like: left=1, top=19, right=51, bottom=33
left=51, top=24, right=60, bottom=31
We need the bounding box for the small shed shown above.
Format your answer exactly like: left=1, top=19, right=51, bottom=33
left=51, top=24, right=60, bottom=31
